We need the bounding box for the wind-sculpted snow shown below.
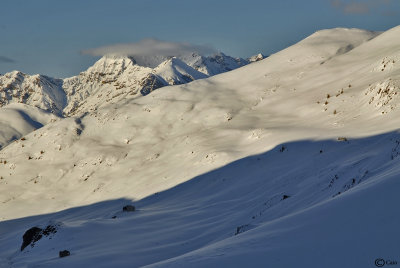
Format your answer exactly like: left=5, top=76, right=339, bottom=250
left=0, top=26, right=400, bottom=267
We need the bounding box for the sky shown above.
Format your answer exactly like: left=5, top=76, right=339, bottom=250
left=0, top=0, right=399, bottom=78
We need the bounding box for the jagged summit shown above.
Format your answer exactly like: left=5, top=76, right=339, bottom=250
left=248, top=53, right=266, bottom=62
left=154, top=57, right=208, bottom=84
left=62, top=53, right=232, bottom=115
left=179, top=52, right=248, bottom=76
left=0, top=50, right=250, bottom=118
left=89, top=52, right=250, bottom=76
left=62, top=52, right=253, bottom=115
left=86, top=55, right=137, bottom=74
left=0, top=71, right=66, bottom=115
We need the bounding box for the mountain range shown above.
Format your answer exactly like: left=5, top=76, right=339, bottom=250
left=0, top=26, right=399, bottom=268
left=0, top=52, right=260, bottom=148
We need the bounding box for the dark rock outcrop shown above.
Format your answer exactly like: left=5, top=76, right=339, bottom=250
left=123, top=205, right=136, bottom=212
left=139, top=74, right=166, bottom=96
left=20, top=225, right=58, bottom=251
left=59, top=250, right=70, bottom=258
left=21, top=227, right=42, bottom=251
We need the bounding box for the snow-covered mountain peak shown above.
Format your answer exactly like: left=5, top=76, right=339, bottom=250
left=301, top=27, right=379, bottom=57
left=0, top=71, right=66, bottom=115
left=248, top=53, right=266, bottom=63
left=3, top=70, right=24, bottom=79
left=86, top=55, right=137, bottom=75
left=61, top=51, right=251, bottom=115
left=257, top=27, right=381, bottom=71
left=177, top=52, right=248, bottom=76
left=305, top=27, right=378, bottom=44
left=86, top=51, right=253, bottom=77
left=153, top=57, right=208, bottom=85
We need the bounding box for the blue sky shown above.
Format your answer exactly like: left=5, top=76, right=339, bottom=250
left=0, top=0, right=399, bottom=78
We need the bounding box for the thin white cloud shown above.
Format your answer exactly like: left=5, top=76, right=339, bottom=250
left=331, top=0, right=393, bottom=14
left=81, top=39, right=216, bottom=58
left=0, top=56, right=15, bottom=63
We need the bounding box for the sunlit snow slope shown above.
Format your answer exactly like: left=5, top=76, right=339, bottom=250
left=1, top=26, right=400, bottom=268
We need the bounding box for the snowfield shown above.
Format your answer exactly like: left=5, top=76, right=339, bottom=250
left=0, top=104, right=59, bottom=149
left=0, top=26, right=400, bottom=267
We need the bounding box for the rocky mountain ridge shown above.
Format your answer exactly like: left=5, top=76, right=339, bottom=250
left=0, top=52, right=258, bottom=117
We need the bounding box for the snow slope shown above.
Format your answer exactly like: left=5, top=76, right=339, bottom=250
left=2, top=132, right=399, bottom=268
left=0, top=103, right=59, bottom=149
left=0, top=26, right=400, bottom=267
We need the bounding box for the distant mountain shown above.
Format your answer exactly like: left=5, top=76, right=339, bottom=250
left=179, top=52, right=249, bottom=75
left=63, top=55, right=209, bottom=115
left=0, top=51, right=254, bottom=146
left=0, top=52, right=253, bottom=117
left=131, top=52, right=249, bottom=76
left=247, top=53, right=266, bottom=62
left=0, top=71, right=66, bottom=115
